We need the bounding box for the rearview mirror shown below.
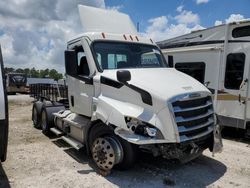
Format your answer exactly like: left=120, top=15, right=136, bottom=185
left=65, top=50, right=77, bottom=77
left=117, top=70, right=131, bottom=83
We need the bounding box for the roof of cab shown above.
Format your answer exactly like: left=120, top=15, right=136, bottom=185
left=67, top=32, right=155, bottom=46
left=67, top=5, right=155, bottom=46
left=78, top=5, right=137, bottom=34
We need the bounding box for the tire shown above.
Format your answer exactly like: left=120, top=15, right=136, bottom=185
left=88, top=123, right=137, bottom=171
left=41, top=108, right=50, bottom=135
left=41, top=105, right=65, bottom=135
left=32, top=101, right=43, bottom=129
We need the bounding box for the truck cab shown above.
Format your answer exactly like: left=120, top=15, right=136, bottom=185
left=32, top=5, right=222, bottom=172
left=0, top=45, right=8, bottom=162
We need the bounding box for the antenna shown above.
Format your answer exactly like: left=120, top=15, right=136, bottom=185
left=137, top=22, right=140, bottom=32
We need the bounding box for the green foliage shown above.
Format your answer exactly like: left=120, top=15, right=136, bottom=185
left=4, top=67, right=63, bottom=81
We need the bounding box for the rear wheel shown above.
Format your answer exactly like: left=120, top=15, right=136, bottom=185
left=41, top=109, right=50, bottom=135
left=89, top=123, right=137, bottom=171
left=32, top=101, right=43, bottom=129
left=245, top=124, right=250, bottom=138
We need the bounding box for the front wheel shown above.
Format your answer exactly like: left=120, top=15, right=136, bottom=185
left=89, top=123, right=137, bottom=171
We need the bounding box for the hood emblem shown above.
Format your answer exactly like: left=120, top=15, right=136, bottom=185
left=182, top=86, right=193, bottom=90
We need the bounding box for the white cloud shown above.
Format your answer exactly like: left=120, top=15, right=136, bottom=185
left=144, top=7, right=204, bottom=41
left=214, top=20, right=223, bottom=26
left=0, top=0, right=106, bottom=72
left=106, top=5, right=123, bottom=11
left=176, top=5, right=184, bottom=13
left=225, top=14, right=245, bottom=23
left=214, top=14, right=249, bottom=26
left=147, top=16, right=168, bottom=32
left=175, top=10, right=200, bottom=25
left=196, top=0, right=210, bottom=4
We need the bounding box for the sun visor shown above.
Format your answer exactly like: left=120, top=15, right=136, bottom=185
left=78, top=5, right=138, bottom=35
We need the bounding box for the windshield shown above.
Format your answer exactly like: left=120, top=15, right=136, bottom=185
left=92, top=42, right=168, bottom=70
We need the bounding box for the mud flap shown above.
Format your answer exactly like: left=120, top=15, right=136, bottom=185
left=212, top=124, right=223, bottom=155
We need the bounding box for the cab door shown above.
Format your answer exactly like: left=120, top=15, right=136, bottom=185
left=0, top=45, right=8, bottom=162
left=65, top=39, right=96, bottom=117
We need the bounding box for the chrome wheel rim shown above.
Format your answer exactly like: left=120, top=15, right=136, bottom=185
left=91, top=137, right=123, bottom=171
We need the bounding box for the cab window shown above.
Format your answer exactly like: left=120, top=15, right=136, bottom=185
left=76, top=48, right=89, bottom=76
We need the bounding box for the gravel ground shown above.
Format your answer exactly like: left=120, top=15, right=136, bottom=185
left=1, top=95, right=250, bottom=188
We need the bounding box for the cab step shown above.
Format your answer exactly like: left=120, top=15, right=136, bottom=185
left=50, top=127, right=64, bottom=136
left=61, top=136, right=84, bottom=150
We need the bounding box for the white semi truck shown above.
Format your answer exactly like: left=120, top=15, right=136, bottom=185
left=31, top=5, right=222, bottom=172
left=0, top=45, right=8, bottom=162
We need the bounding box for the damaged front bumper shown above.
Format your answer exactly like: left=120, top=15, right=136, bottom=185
left=212, top=124, right=223, bottom=154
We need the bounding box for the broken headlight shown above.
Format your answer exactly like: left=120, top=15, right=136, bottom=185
left=125, top=117, right=158, bottom=137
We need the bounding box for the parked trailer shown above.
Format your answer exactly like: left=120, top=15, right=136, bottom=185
left=31, top=5, right=222, bottom=173
left=0, top=45, right=9, bottom=162
left=158, top=20, right=250, bottom=136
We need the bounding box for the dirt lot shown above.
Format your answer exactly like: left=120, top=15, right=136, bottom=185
left=1, top=94, right=250, bottom=188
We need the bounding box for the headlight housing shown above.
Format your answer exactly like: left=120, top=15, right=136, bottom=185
left=125, top=117, right=158, bottom=138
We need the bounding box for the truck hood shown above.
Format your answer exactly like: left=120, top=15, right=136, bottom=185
left=100, top=68, right=210, bottom=110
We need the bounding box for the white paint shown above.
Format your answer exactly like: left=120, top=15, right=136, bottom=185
left=64, top=5, right=214, bottom=145
left=78, top=5, right=137, bottom=34
left=0, top=62, right=5, bottom=120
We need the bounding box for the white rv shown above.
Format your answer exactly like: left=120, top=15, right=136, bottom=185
left=158, top=21, right=250, bottom=136
left=31, top=5, right=222, bottom=172
left=0, top=45, right=8, bottom=162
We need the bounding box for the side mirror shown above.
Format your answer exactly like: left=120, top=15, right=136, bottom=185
left=65, top=50, right=77, bottom=77
left=117, top=70, right=131, bottom=83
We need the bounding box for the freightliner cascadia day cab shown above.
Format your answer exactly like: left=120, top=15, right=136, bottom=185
left=0, top=45, right=8, bottom=162
left=31, top=5, right=222, bottom=172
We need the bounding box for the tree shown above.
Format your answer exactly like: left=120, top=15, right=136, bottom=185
left=4, top=67, right=63, bottom=80
left=30, top=68, right=39, bottom=78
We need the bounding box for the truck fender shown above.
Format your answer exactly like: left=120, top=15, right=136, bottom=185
left=92, top=95, right=156, bottom=131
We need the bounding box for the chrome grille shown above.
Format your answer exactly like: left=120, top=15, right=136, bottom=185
left=171, top=93, right=214, bottom=142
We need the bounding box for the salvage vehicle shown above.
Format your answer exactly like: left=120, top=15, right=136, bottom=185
left=31, top=5, right=222, bottom=172
left=0, top=45, right=8, bottom=162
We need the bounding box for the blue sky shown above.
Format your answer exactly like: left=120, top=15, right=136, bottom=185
left=106, top=0, right=250, bottom=30
left=0, top=0, right=249, bottom=72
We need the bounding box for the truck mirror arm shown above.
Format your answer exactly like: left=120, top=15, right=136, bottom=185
left=77, top=75, right=93, bottom=85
